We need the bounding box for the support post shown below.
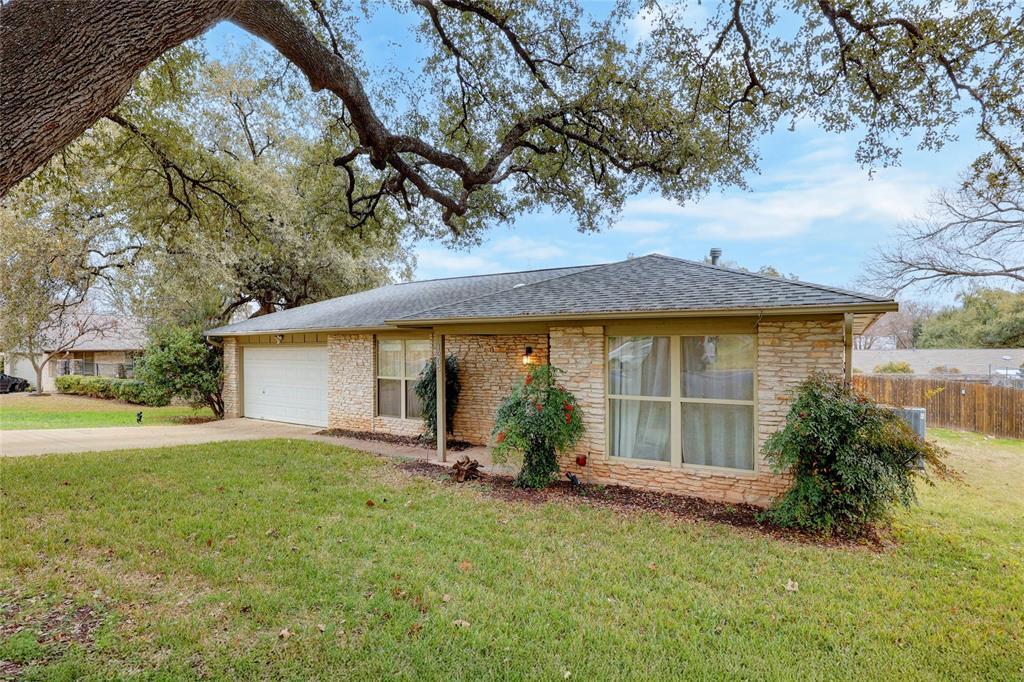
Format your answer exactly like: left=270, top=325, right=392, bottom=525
left=436, top=332, right=447, bottom=463
left=843, top=313, right=854, bottom=383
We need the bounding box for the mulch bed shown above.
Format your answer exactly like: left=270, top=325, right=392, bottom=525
left=315, top=428, right=473, bottom=452
left=397, top=460, right=891, bottom=551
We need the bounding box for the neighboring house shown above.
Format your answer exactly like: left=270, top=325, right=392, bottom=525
left=205, top=254, right=896, bottom=506
left=854, top=349, right=1024, bottom=377
left=5, top=316, right=147, bottom=392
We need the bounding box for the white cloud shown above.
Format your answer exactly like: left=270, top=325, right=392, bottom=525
left=488, top=236, right=566, bottom=261
left=413, top=235, right=575, bottom=280
left=612, top=218, right=672, bottom=235
left=415, top=249, right=499, bottom=274
left=622, top=162, right=933, bottom=241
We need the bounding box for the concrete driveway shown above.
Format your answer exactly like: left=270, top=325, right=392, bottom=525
left=0, top=418, right=321, bottom=457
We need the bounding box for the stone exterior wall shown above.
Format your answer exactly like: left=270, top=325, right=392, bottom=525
left=222, top=338, right=241, bottom=418
left=224, top=318, right=846, bottom=507
left=447, top=334, right=549, bottom=444
left=555, top=319, right=846, bottom=507
left=327, top=333, right=375, bottom=431
left=756, top=319, right=845, bottom=453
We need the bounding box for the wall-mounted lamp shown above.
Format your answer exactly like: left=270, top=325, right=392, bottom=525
left=275, top=334, right=284, bottom=344
left=522, top=346, right=535, bottom=365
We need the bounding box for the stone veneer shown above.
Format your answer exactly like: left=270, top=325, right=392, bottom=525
left=446, top=334, right=549, bottom=444
left=222, top=337, right=241, bottom=419
left=327, top=333, right=375, bottom=431
left=555, top=319, right=845, bottom=507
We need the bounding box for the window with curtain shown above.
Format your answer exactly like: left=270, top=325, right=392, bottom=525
left=606, top=334, right=756, bottom=470
left=377, top=339, right=432, bottom=419
left=680, top=335, right=755, bottom=470
left=607, top=336, right=672, bottom=462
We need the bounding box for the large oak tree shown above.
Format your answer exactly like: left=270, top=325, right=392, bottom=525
left=2, top=0, right=1023, bottom=239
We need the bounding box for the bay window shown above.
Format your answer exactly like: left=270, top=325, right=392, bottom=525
left=607, top=334, right=756, bottom=471
left=377, top=339, right=432, bottom=419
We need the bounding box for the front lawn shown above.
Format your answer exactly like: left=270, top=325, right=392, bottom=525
left=1, top=431, right=1021, bottom=679
left=0, top=393, right=211, bottom=430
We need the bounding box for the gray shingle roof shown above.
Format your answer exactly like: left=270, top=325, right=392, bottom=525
left=395, top=254, right=893, bottom=322
left=205, top=264, right=596, bottom=335
left=206, top=254, right=894, bottom=336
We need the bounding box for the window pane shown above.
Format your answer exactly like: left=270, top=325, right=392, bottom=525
left=378, top=340, right=402, bottom=377
left=607, top=336, right=671, bottom=397
left=609, top=399, right=670, bottom=462
left=378, top=379, right=402, bottom=417
left=405, top=340, right=432, bottom=379
left=681, top=403, right=754, bottom=470
left=406, top=383, right=424, bottom=419
left=680, top=336, right=755, bottom=400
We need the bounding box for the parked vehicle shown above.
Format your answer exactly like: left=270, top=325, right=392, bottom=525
left=0, top=373, right=30, bottom=393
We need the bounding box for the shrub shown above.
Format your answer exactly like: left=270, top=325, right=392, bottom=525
left=136, top=325, right=224, bottom=418
left=54, top=374, right=169, bottom=406
left=873, top=360, right=913, bottom=374
left=491, top=364, right=585, bottom=489
left=413, top=355, right=461, bottom=441
left=929, top=365, right=960, bottom=374
left=762, top=372, right=953, bottom=535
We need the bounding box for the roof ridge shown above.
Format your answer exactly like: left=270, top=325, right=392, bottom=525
left=643, top=253, right=889, bottom=303
left=396, top=260, right=616, bottom=320
left=391, top=262, right=602, bottom=286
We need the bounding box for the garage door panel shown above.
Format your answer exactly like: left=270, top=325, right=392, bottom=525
left=243, top=346, right=328, bottom=427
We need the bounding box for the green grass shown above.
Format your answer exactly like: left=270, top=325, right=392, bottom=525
left=1, top=431, right=1021, bottom=679
left=0, top=393, right=211, bottom=430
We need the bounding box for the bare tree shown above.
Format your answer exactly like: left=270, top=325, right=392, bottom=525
left=869, top=171, right=1024, bottom=294
left=10, top=308, right=118, bottom=396
left=854, top=301, right=936, bottom=349
left=2, top=0, right=1022, bottom=239
left=0, top=210, right=130, bottom=394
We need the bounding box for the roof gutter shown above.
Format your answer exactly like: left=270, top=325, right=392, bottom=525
left=385, top=301, right=899, bottom=327
left=203, top=302, right=897, bottom=337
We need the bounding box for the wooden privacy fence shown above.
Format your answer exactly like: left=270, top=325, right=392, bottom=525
left=853, top=375, right=1024, bottom=439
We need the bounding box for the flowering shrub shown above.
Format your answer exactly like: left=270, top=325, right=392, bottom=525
left=763, top=372, right=953, bottom=535
left=491, top=364, right=585, bottom=488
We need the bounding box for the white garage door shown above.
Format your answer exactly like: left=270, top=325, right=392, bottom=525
left=243, top=346, right=328, bottom=427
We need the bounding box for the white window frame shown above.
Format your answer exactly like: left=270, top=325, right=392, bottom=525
left=376, top=338, right=431, bottom=420
left=606, top=334, right=758, bottom=473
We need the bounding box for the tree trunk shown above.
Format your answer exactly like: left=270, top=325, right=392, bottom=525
left=1, top=0, right=396, bottom=198
left=0, top=0, right=239, bottom=194
left=32, top=360, right=45, bottom=396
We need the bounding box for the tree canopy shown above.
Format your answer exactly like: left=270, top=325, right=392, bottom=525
left=5, top=46, right=413, bottom=328
left=916, top=288, right=1024, bottom=348
left=2, top=0, right=1022, bottom=244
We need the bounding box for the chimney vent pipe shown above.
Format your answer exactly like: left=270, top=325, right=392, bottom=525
left=709, top=248, right=722, bottom=265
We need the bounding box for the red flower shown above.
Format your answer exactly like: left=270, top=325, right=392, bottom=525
left=536, top=403, right=543, bottom=411
left=565, top=415, right=572, bottom=424
left=525, top=375, right=533, bottom=385
left=496, top=432, right=506, bottom=443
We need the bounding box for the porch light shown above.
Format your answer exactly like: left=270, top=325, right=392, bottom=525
left=522, top=346, right=535, bottom=365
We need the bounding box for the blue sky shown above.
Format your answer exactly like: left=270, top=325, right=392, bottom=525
left=203, top=6, right=986, bottom=302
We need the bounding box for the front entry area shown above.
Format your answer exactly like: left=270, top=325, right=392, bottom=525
left=242, top=345, right=328, bottom=427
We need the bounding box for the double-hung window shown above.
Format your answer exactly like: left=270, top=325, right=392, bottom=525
left=377, top=339, right=432, bottom=419
left=607, top=335, right=756, bottom=471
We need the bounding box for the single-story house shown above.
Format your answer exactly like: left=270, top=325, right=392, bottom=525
left=4, top=316, right=147, bottom=392
left=206, top=253, right=896, bottom=506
